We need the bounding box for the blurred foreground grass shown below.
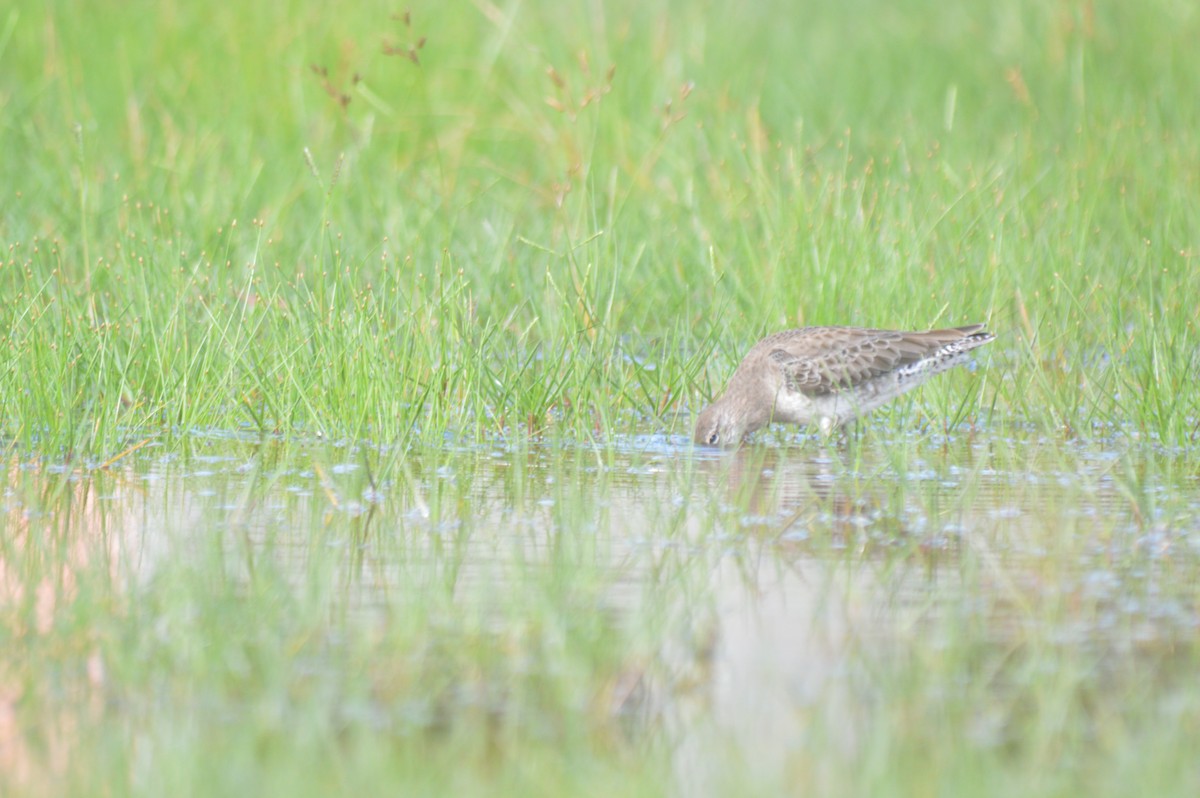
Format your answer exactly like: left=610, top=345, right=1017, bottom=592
left=4, top=435, right=1200, bottom=797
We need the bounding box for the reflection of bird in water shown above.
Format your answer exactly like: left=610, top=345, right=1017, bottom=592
left=695, top=324, right=994, bottom=446
left=695, top=443, right=980, bottom=563
left=694, top=446, right=897, bottom=546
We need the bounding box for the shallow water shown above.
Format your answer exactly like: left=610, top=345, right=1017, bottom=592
left=4, top=428, right=1200, bottom=791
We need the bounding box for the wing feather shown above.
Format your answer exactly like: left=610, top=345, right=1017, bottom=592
left=765, top=327, right=982, bottom=397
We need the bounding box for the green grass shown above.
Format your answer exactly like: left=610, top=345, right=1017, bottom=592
left=4, top=0, right=1200, bottom=795
left=4, top=0, right=1199, bottom=453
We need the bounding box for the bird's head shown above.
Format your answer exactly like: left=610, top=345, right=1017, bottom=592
left=693, top=402, right=746, bottom=447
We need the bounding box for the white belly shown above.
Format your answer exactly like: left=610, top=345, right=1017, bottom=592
left=771, top=373, right=911, bottom=429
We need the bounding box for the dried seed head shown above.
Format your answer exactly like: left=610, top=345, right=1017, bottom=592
left=330, top=153, right=344, bottom=190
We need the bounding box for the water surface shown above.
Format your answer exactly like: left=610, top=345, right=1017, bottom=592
left=4, top=428, right=1199, bottom=793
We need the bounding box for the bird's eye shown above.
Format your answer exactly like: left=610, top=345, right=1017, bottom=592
left=707, top=432, right=720, bottom=446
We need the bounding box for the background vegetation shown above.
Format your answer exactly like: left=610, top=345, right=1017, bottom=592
left=4, top=0, right=1198, bottom=456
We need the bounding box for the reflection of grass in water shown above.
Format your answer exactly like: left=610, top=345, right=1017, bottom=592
left=6, top=433, right=1200, bottom=795
left=3, top=0, right=1200, bottom=793
left=2, top=447, right=682, bottom=795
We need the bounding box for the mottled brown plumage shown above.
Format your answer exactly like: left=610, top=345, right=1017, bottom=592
left=695, top=324, right=994, bottom=446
